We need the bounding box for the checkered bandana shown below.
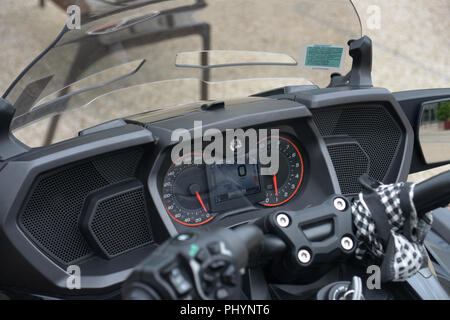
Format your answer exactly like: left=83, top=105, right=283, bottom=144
left=351, top=181, right=433, bottom=282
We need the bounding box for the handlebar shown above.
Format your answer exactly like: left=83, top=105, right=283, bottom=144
left=414, top=170, right=450, bottom=216
left=233, top=224, right=265, bottom=253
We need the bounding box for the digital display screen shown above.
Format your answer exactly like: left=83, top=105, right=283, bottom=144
left=208, top=164, right=261, bottom=204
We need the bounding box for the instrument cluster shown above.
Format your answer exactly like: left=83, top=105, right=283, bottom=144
left=161, top=134, right=305, bottom=226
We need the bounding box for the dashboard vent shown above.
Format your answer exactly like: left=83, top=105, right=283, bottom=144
left=19, top=147, right=146, bottom=265
left=312, top=104, right=402, bottom=194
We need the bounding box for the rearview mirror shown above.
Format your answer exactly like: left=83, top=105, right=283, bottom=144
left=418, top=99, right=450, bottom=164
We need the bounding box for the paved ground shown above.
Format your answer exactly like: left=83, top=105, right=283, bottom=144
left=0, top=0, right=449, bottom=181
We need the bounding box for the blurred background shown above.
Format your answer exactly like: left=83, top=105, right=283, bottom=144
left=0, top=0, right=449, bottom=181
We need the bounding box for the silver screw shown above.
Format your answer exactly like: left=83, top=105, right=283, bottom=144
left=341, top=236, right=354, bottom=251
left=297, top=249, right=311, bottom=264
left=276, top=213, right=290, bottom=228
left=334, top=197, right=347, bottom=211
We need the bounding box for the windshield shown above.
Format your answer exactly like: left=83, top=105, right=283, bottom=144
left=4, top=0, right=361, bottom=146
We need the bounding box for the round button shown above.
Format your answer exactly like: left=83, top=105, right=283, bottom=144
left=215, top=288, right=229, bottom=299
left=176, top=233, right=193, bottom=241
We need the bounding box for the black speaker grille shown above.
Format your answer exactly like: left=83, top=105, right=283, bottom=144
left=312, top=104, right=402, bottom=193
left=327, top=144, right=369, bottom=194
left=91, top=188, right=153, bottom=257
left=19, top=148, right=144, bottom=265
left=92, top=149, right=143, bottom=184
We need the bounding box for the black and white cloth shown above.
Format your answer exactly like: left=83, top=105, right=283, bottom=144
left=351, top=176, right=433, bottom=282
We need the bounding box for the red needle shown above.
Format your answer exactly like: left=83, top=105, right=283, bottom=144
left=273, top=174, right=278, bottom=196
left=195, top=191, right=208, bottom=212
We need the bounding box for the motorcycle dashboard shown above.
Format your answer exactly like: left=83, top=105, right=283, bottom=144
left=0, top=87, right=414, bottom=297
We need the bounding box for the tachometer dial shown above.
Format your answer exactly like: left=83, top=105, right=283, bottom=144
left=162, top=154, right=214, bottom=226
left=260, top=136, right=304, bottom=206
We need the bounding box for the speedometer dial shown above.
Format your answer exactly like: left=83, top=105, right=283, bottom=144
left=162, top=154, right=214, bottom=226
left=260, top=136, right=304, bottom=206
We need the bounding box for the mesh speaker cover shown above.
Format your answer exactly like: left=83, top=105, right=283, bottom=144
left=80, top=179, right=153, bottom=259
left=19, top=147, right=144, bottom=265
left=312, top=104, right=402, bottom=194
left=327, top=143, right=369, bottom=194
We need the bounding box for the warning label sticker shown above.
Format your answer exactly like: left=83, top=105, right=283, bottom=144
left=303, top=45, right=344, bottom=69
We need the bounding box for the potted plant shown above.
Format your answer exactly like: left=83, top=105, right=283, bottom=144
left=437, top=101, right=450, bottom=130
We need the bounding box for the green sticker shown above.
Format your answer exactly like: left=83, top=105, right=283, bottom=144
left=304, top=45, right=344, bottom=69
left=189, top=244, right=199, bottom=257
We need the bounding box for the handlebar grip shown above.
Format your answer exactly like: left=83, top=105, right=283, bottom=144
left=414, top=170, right=450, bottom=215
left=233, top=224, right=264, bottom=253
